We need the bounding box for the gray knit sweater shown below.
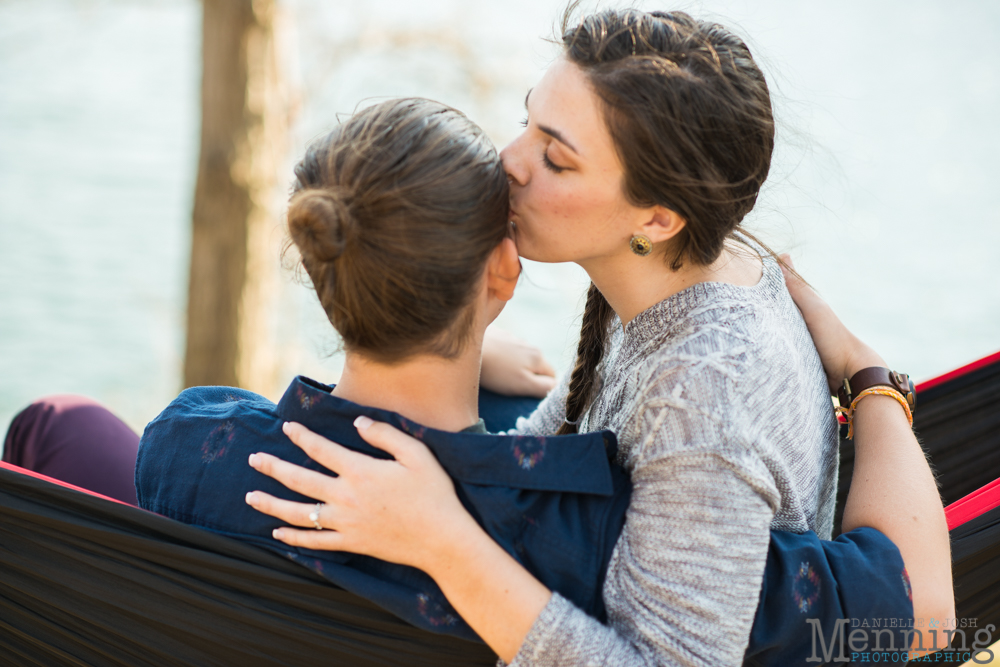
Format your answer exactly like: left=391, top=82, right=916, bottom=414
left=508, top=247, right=840, bottom=667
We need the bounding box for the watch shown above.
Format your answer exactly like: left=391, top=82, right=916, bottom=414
left=837, top=367, right=916, bottom=414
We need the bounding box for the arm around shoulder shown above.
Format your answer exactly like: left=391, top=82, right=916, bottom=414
left=779, top=256, right=955, bottom=637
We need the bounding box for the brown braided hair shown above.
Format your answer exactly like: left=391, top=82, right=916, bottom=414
left=556, top=9, right=775, bottom=435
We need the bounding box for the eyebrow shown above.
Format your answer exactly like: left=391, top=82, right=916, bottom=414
left=538, top=125, right=579, bottom=155
left=524, top=88, right=580, bottom=156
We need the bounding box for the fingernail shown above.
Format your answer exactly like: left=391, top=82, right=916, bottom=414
left=354, top=415, right=374, bottom=430
left=245, top=491, right=258, bottom=506
left=272, top=528, right=284, bottom=540
left=249, top=453, right=259, bottom=467
left=282, top=421, right=290, bottom=433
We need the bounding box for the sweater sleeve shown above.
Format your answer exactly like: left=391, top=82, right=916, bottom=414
left=509, top=379, right=782, bottom=667
left=509, top=370, right=570, bottom=436
left=511, top=451, right=776, bottom=667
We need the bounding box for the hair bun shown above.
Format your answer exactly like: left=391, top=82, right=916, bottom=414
left=287, top=188, right=353, bottom=262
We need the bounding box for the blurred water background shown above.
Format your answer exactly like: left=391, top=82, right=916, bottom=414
left=1, top=0, right=998, bottom=435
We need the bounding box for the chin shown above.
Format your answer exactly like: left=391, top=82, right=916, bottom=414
left=511, top=231, right=543, bottom=262
left=517, top=243, right=565, bottom=264
left=512, top=221, right=566, bottom=264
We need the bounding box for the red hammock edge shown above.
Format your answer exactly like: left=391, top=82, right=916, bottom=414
left=0, top=460, right=129, bottom=507
left=913, top=348, right=1000, bottom=530
left=915, top=349, right=1000, bottom=393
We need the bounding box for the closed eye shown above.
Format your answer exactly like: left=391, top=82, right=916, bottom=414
left=542, top=153, right=566, bottom=174
left=520, top=116, right=528, bottom=128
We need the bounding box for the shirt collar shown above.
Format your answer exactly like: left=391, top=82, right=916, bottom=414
left=276, top=376, right=618, bottom=496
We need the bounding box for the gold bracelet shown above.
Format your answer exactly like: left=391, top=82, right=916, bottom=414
left=835, top=386, right=914, bottom=439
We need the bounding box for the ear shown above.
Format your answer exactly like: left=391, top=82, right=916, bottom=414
left=638, top=206, right=686, bottom=244
left=486, top=237, right=521, bottom=302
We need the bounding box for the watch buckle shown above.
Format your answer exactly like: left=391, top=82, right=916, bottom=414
left=890, top=371, right=908, bottom=391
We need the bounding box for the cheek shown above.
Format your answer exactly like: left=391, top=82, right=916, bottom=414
left=529, top=176, right=596, bottom=226
left=521, top=188, right=584, bottom=257
left=517, top=179, right=622, bottom=262
left=544, top=179, right=620, bottom=240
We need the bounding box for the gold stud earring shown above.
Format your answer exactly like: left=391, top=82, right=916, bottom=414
left=630, top=234, right=653, bottom=256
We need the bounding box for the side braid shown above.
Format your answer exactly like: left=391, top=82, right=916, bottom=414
left=558, top=283, right=615, bottom=435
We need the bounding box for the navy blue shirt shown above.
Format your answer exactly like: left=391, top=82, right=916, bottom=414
left=136, top=376, right=914, bottom=662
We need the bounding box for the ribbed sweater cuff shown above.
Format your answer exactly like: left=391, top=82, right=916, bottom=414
left=507, top=592, right=575, bottom=667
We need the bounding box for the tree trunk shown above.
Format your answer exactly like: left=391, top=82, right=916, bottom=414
left=184, top=0, right=287, bottom=393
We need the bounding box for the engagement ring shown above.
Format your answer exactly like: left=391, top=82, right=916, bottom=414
left=309, top=503, right=324, bottom=530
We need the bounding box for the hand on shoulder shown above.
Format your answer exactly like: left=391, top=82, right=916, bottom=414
left=779, top=255, right=887, bottom=392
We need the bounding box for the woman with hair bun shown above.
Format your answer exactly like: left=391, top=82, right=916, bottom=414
left=247, top=8, right=953, bottom=666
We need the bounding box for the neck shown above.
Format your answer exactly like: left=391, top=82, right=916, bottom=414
left=331, top=335, right=483, bottom=433
left=580, top=241, right=761, bottom=326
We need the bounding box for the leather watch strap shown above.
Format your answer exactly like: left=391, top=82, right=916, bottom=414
left=837, top=367, right=916, bottom=414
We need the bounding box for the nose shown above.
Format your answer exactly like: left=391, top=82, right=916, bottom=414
left=500, top=133, right=529, bottom=187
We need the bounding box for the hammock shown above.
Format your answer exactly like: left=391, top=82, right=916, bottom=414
left=0, top=462, right=496, bottom=667
left=835, top=351, right=1000, bottom=524
left=835, top=351, right=1000, bottom=632
left=1, top=354, right=999, bottom=666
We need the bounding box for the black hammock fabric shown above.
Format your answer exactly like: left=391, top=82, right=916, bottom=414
left=834, top=352, right=1000, bottom=631
left=0, top=464, right=497, bottom=667
left=0, top=356, right=998, bottom=666
left=834, top=351, right=1000, bottom=529
left=951, top=503, right=1000, bottom=637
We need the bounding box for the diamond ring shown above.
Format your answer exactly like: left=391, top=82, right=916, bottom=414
left=308, top=502, right=324, bottom=530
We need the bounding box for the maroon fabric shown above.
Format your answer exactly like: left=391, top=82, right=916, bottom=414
left=2, top=395, right=139, bottom=505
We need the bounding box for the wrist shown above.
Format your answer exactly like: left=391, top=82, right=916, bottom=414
left=418, top=510, right=551, bottom=663
left=851, top=393, right=913, bottom=431
left=419, top=509, right=488, bottom=579
left=842, top=339, right=886, bottom=380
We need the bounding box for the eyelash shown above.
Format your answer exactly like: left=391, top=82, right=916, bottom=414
left=542, top=153, right=566, bottom=174
left=520, top=116, right=565, bottom=173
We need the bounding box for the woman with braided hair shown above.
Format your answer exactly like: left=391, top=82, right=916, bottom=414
left=246, top=8, right=954, bottom=667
